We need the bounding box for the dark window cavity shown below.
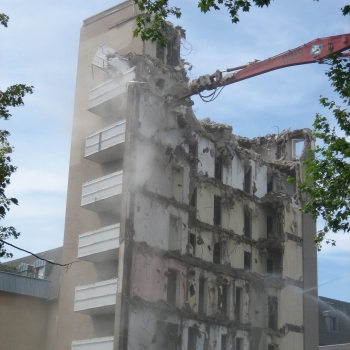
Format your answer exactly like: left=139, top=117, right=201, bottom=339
left=235, top=287, right=243, bottom=322
left=329, top=317, right=338, bottom=332
left=166, top=269, right=178, bottom=307
left=267, top=215, right=274, bottom=236
left=191, top=187, right=197, bottom=208
left=188, top=327, right=197, bottom=349
left=198, top=278, right=208, bottom=314
left=221, top=334, right=229, bottom=350
left=244, top=251, right=251, bottom=270
left=189, top=233, right=196, bottom=256
left=267, top=176, right=273, bottom=192
left=244, top=166, right=251, bottom=193
left=268, top=296, right=278, bottom=331
left=214, top=195, right=221, bottom=226
left=156, top=321, right=179, bottom=350
left=236, top=338, right=243, bottom=350
left=244, top=207, right=252, bottom=238
left=215, top=155, right=223, bottom=180
left=213, top=242, right=221, bottom=264
left=189, top=142, right=198, bottom=156
left=266, top=249, right=282, bottom=276
left=218, top=284, right=230, bottom=317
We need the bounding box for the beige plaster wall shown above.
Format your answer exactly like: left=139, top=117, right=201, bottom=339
left=0, top=291, right=47, bottom=350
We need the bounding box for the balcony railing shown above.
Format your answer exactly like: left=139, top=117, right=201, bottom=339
left=81, top=171, right=123, bottom=212
left=85, top=121, right=125, bottom=164
left=88, top=68, right=135, bottom=118
left=74, top=279, right=118, bottom=315
left=78, top=224, right=120, bottom=263
left=71, top=336, right=114, bottom=350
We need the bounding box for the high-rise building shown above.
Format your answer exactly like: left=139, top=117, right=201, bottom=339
left=10, top=1, right=318, bottom=349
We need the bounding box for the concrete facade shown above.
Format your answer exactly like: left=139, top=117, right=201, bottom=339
left=54, top=2, right=319, bottom=349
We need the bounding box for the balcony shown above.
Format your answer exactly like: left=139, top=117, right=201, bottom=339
left=78, top=224, right=120, bottom=263
left=74, top=279, right=118, bottom=315
left=88, top=68, right=136, bottom=118
left=85, top=121, right=126, bottom=164
left=71, top=337, right=114, bottom=350
left=81, top=171, right=123, bottom=212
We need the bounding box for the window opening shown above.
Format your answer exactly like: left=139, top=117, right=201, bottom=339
left=198, top=278, right=208, bottom=314
left=214, top=195, right=221, bottom=226
left=244, top=166, right=251, bottom=193
left=169, top=217, right=180, bottom=251
left=267, top=176, right=273, bottom=192
left=329, top=316, right=338, bottom=332
left=166, top=37, right=180, bottom=67
left=268, top=296, right=278, bottom=331
left=215, top=155, right=223, bottom=180
left=155, top=79, right=165, bottom=91
left=276, top=144, right=285, bottom=159
left=191, top=187, right=197, bottom=208
left=156, top=321, right=179, bottom=350
left=172, top=167, right=183, bottom=202
left=213, top=242, right=221, bottom=264
left=188, top=327, right=197, bottom=350
left=236, top=338, right=243, bottom=350
left=266, top=249, right=282, bottom=276
left=244, top=207, right=252, bottom=238
left=189, top=233, right=196, bottom=256
left=166, top=269, right=178, bottom=307
left=189, top=142, right=198, bottom=156
left=36, top=266, right=45, bottom=279
left=218, top=284, right=230, bottom=317
left=292, top=139, right=304, bottom=160
left=267, top=215, right=274, bottom=236
left=235, top=287, right=243, bottom=322
left=156, top=41, right=166, bottom=63
left=267, top=258, right=274, bottom=274
left=244, top=251, right=251, bottom=270
left=221, top=334, right=229, bottom=350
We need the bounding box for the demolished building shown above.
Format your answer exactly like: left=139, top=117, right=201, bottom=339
left=54, top=1, right=319, bottom=349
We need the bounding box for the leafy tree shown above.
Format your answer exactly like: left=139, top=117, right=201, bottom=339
left=0, top=14, right=33, bottom=259
left=132, top=0, right=350, bottom=46
left=297, top=56, right=350, bottom=251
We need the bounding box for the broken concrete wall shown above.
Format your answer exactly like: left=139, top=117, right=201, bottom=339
left=134, top=191, right=189, bottom=253
left=131, top=250, right=187, bottom=306
left=102, top=48, right=314, bottom=350
left=127, top=308, right=250, bottom=350
left=198, top=137, right=215, bottom=178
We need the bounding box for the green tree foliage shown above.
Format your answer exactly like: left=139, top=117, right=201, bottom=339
left=132, top=0, right=349, bottom=46
left=0, top=15, right=33, bottom=258
left=297, top=56, right=350, bottom=250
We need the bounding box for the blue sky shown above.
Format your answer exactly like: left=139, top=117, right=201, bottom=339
left=1, top=0, right=349, bottom=302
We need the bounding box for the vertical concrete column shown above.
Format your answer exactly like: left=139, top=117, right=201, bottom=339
left=302, top=213, right=319, bottom=350
left=113, top=84, right=139, bottom=350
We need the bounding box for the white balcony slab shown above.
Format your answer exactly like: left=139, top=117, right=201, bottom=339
left=88, top=69, right=135, bottom=118
left=78, top=224, right=120, bottom=263
left=85, top=121, right=126, bottom=163
left=81, top=171, right=123, bottom=212
left=74, top=279, right=117, bottom=315
left=71, top=336, right=114, bottom=350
